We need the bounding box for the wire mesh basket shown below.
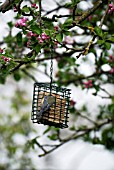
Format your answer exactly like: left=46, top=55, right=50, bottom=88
left=31, top=83, right=71, bottom=128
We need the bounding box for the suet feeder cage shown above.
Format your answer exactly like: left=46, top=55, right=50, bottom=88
left=31, top=48, right=71, bottom=128
left=31, top=83, right=71, bottom=128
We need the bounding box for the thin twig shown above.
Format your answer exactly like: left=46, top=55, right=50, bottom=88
left=38, top=0, right=42, bottom=27
left=77, top=111, right=97, bottom=125
left=99, top=0, right=111, bottom=27
left=99, top=87, right=112, bottom=97
left=22, top=69, right=38, bottom=82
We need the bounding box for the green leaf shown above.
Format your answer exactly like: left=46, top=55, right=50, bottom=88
left=42, top=18, right=54, bottom=30
left=22, top=5, right=30, bottom=13
left=94, top=26, right=103, bottom=38
left=56, top=33, right=63, bottom=42
left=65, top=2, right=72, bottom=8
left=0, top=73, right=6, bottom=84
left=28, top=19, right=36, bottom=26
left=104, top=42, right=111, bottom=50
left=97, top=39, right=105, bottom=45
left=107, top=37, right=114, bottom=43
left=35, top=44, right=41, bottom=53
left=13, top=72, right=21, bottom=81
left=58, top=61, right=65, bottom=68
left=48, top=133, right=58, bottom=141
left=16, top=32, right=22, bottom=46
left=43, top=127, right=51, bottom=134
left=111, top=96, right=114, bottom=103
left=72, top=0, right=80, bottom=5
left=63, top=30, right=71, bottom=36
left=7, top=22, right=13, bottom=28
left=30, top=24, right=42, bottom=34
left=70, top=126, right=76, bottom=131
left=63, top=18, right=73, bottom=27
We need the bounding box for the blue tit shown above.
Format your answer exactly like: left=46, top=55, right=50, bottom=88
left=37, top=95, right=55, bottom=121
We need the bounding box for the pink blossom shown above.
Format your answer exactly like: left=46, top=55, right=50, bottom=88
left=41, top=33, right=49, bottom=40
left=27, top=40, right=31, bottom=48
left=83, top=80, right=93, bottom=88
left=88, top=15, right=92, bottom=21
left=31, top=3, right=38, bottom=9
left=108, top=4, right=114, bottom=14
left=0, top=48, right=3, bottom=53
left=27, top=31, right=34, bottom=37
left=109, top=4, right=113, bottom=8
left=37, top=35, right=41, bottom=41
left=37, top=32, right=49, bottom=43
left=70, top=100, right=76, bottom=106
left=39, top=39, right=43, bottom=43
left=13, top=6, right=18, bottom=12
left=109, top=55, right=114, bottom=62
left=15, top=23, right=19, bottom=27
left=15, top=17, right=28, bottom=27
left=54, top=41, right=58, bottom=48
left=54, top=26, right=59, bottom=31
left=21, top=17, right=28, bottom=22
left=109, top=67, right=114, bottom=74
left=20, top=22, right=27, bottom=27
left=1, top=56, right=11, bottom=62
left=27, top=31, right=37, bottom=37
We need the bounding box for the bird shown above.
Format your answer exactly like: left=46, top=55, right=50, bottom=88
left=36, top=95, right=56, bottom=121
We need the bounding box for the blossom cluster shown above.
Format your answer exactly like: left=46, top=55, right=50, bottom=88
left=0, top=48, right=3, bottom=53
left=26, top=31, right=50, bottom=48
left=108, top=4, right=114, bottom=14
left=0, top=48, right=11, bottom=62
left=1, top=56, right=11, bottom=62
left=37, top=33, right=50, bottom=43
left=83, top=80, right=93, bottom=88
left=15, top=17, right=28, bottom=27
left=31, top=3, right=38, bottom=9
left=13, top=3, right=38, bottom=13
left=109, top=55, right=114, bottom=62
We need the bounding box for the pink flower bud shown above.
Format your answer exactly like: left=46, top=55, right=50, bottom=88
left=15, top=23, right=19, bottom=27
left=70, top=100, right=76, bottom=106
left=13, top=7, right=18, bottom=12
left=88, top=15, right=92, bottom=21
left=21, top=17, right=28, bottom=22
left=1, top=56, right=11, bottom=62
left=109, top=67, right=114, bottom=74
left=109, top=4, right=113, bottom=8
left=37, top=35, right=41, bottom=41
left=31, top=3, right=38, bottom=9
left=108, top=4, right=114, bottom=14
left=54, top=26, right=59, bottom=31
left=39, top=39, right=43, bottom=43
left=83, top=80, right=93, bottom=88
left=21, top=23, right=27, bottom=27
left=15, top=17, right=28, bottom=28
left=0, top=48, right=3, bottom=53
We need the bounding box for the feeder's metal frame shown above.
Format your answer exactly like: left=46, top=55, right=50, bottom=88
left=31, top=47, right=71, bottom=128
left=31, top=83, right=71, bottom=128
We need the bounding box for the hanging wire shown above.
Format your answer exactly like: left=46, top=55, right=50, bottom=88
left=50, top=47, right=53, bottom=95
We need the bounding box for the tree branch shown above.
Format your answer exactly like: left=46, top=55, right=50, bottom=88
left=0, top=0, right=15, bottom=13
left=37, top=118, right=112, bottom=157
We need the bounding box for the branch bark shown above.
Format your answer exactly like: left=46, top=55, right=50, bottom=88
left=0, top=0, right=15, bottom=13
